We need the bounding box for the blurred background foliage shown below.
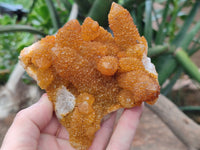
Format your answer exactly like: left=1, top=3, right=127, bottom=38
left=0, top=0, right=200, bottom=118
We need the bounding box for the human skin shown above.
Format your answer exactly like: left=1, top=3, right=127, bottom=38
left=0, top=94, right=143, bottom=150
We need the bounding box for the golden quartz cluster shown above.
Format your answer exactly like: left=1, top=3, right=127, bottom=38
left=19, top=3, right=160, bottom=150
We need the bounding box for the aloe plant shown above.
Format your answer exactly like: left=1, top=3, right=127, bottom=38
left=151, top=1, right=200, bottom=88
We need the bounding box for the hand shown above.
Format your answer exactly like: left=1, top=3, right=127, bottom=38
left=1, top=94, right=143, bottom=150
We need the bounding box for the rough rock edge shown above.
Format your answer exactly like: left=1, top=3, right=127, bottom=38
left=55, top=86, right=76, bottom=119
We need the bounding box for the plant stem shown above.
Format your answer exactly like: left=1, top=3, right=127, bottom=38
left=161, top=68, right=183, bottom=95
left=148, top=45, right=169, bottom=57
left=181, top=21, right=200, bottom=50
left=155, top=0, right=171, bottom=45
left=158, top=57, right=177, bottom=85
left=136, top=2, right=145, bottom=35
left=172, top=1, right=200, bottom=47
left=29, top=0, right=38, bottom=14
left=0, top=25, right=46, bottom=36
left=157, top=2, right=200, bottom=85
left=25, top=0, right=38, bottom=24
left=144, top=0, right=152, bottom=47
left=167, top=0, right=186, bottom=41
left=68, top=3, right=78, bottom=21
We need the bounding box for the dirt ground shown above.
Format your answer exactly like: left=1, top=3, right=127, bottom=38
left=191, top=50, right=200, bottom=68
left=0, top=113, right=15, bottom=145
left=132, top=107, right=186, bottom=150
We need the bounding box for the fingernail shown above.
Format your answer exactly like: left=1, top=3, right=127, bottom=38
left=38, top=93, right=48, bottom=103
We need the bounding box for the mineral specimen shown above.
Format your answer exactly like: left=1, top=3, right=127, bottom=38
left=19, top=2, right=160, bottom=150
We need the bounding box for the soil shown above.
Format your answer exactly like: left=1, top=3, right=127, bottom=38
left=132, top=107, right=187, bottom=150
left=191, top=50, right=200, bottom=68
left=0, top=113, right=15, bottom=145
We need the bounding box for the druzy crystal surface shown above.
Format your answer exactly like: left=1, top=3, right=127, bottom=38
left=19, top=3, right=160, bottom=150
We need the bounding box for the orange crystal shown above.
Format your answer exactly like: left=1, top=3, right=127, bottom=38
left=19, top=3, right=160, bottom=150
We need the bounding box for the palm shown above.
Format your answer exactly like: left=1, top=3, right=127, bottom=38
left=1, top=95, right=143, bottom=150
left=37, top=113, right=115, bottom=150
left=37, top=115, right=74, bottom=150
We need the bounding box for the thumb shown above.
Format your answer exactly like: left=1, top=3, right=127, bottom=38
left=14, top=93, right=53, bottom=130
left=1, top=94, right=53, bottom=150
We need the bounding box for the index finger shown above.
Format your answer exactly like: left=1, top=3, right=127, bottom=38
left=106, top=104, right=143, bottom=150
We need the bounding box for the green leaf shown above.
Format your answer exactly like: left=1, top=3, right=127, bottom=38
left=175, top=48, right=200, bottom=83
left=155, top=0, right=171, bottom=45
left=29, top=0, right=38, bottom=14
left=123, top=0, right=145, bottom=8
left=35, top=5, right=49, bottom=20
left=60, top=0, right=72, bottom=10
left=130, top=9, right=137, bottom=26
left=172, top=1, right=200, bottom=47
left=28, top=4, right=52, bottom=29
left=44, top=0, right=61, bottom=30
left=88, top=0, right=113, bottom=27
left=88, top=0, right=95, bottom=5
left=161, top=68, right=183, bottom=95
left=136, top=2, right=145, bottom=35
left=74, top=0, right=91, bottom=14
left=180, top=21, right=200, bottom=50
left=154, top=54, right=177, bottom=85
left=148, top=45, right=169, bottom=57
left=166, top=1, right=186, bottom=40
left=144, top=0, right=152, bottom=47
left=0, top=15, right=17, bottom=25
left=122, top=0, right=135, bottom=9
